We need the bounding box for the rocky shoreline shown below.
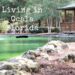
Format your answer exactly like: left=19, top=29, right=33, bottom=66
left=0, top=40, right=75, bottom=75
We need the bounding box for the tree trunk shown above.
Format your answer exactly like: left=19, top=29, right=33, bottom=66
left=38, top=20, right=41, bottom=27
left=47, top=17, right=52, bottom=33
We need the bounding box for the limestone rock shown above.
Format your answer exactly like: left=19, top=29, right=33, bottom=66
left=0, top=70, right=20, bottom=75
left=0, top=40, right=70, bottom=75
left=63, top=54, right=75, bottom=63
left=42, top=40, right=69, bottom=53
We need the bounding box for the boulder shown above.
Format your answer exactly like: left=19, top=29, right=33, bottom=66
left=12, top=58, right=40, bottom=72
left=0, top=70, right=7, bottom=75
left=22, top=50, right=36, bottom=60
left=0, top=40, right=70, bottom=75
left=24, top=59, right=39, bottom=72
left=0, top=70, right=20, bottom=75
left=41, top=40, right=69, bottom=53
left=63, top=54, right=75, bottom=63
left=19, top=71, right=31, bottom=75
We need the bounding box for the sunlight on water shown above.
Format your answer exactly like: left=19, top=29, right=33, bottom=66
left=0, top=36, right=8, bottom=40
left=0, top=38, right=6, bottom=40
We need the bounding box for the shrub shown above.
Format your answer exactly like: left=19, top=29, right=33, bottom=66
left=29, top=28, right=48, bottom=33
left=0, top=20, right=9, bottom=33
left=51, top=28, right=60, bottom=33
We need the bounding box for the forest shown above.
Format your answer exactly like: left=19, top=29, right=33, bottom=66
left=0, top=0, right=75, bottom=33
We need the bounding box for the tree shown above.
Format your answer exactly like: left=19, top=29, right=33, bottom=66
left=0, top=0, right=74, bottom=27
left=0, top=0, right=73, bottom=21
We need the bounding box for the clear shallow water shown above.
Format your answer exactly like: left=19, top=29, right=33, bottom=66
left=0, top=34, right=75, bottom=60
left=0, top=35, right=48, bottom=60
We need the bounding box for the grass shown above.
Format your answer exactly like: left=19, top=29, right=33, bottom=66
left=0, top=36, right=48, bottom=61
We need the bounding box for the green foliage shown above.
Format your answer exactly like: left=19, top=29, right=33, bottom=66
left=25, top=0, right=72, bottom=21
left=0, top=20, right=9, bottom=33
left=51, top=28, right=60, bottom=33
left=0, top=0, right=74, bottom=22
left=29, top=28, right=48, bottom=33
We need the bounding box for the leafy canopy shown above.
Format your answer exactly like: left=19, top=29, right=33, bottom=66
left=0, top=0, right=74, bottom=22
